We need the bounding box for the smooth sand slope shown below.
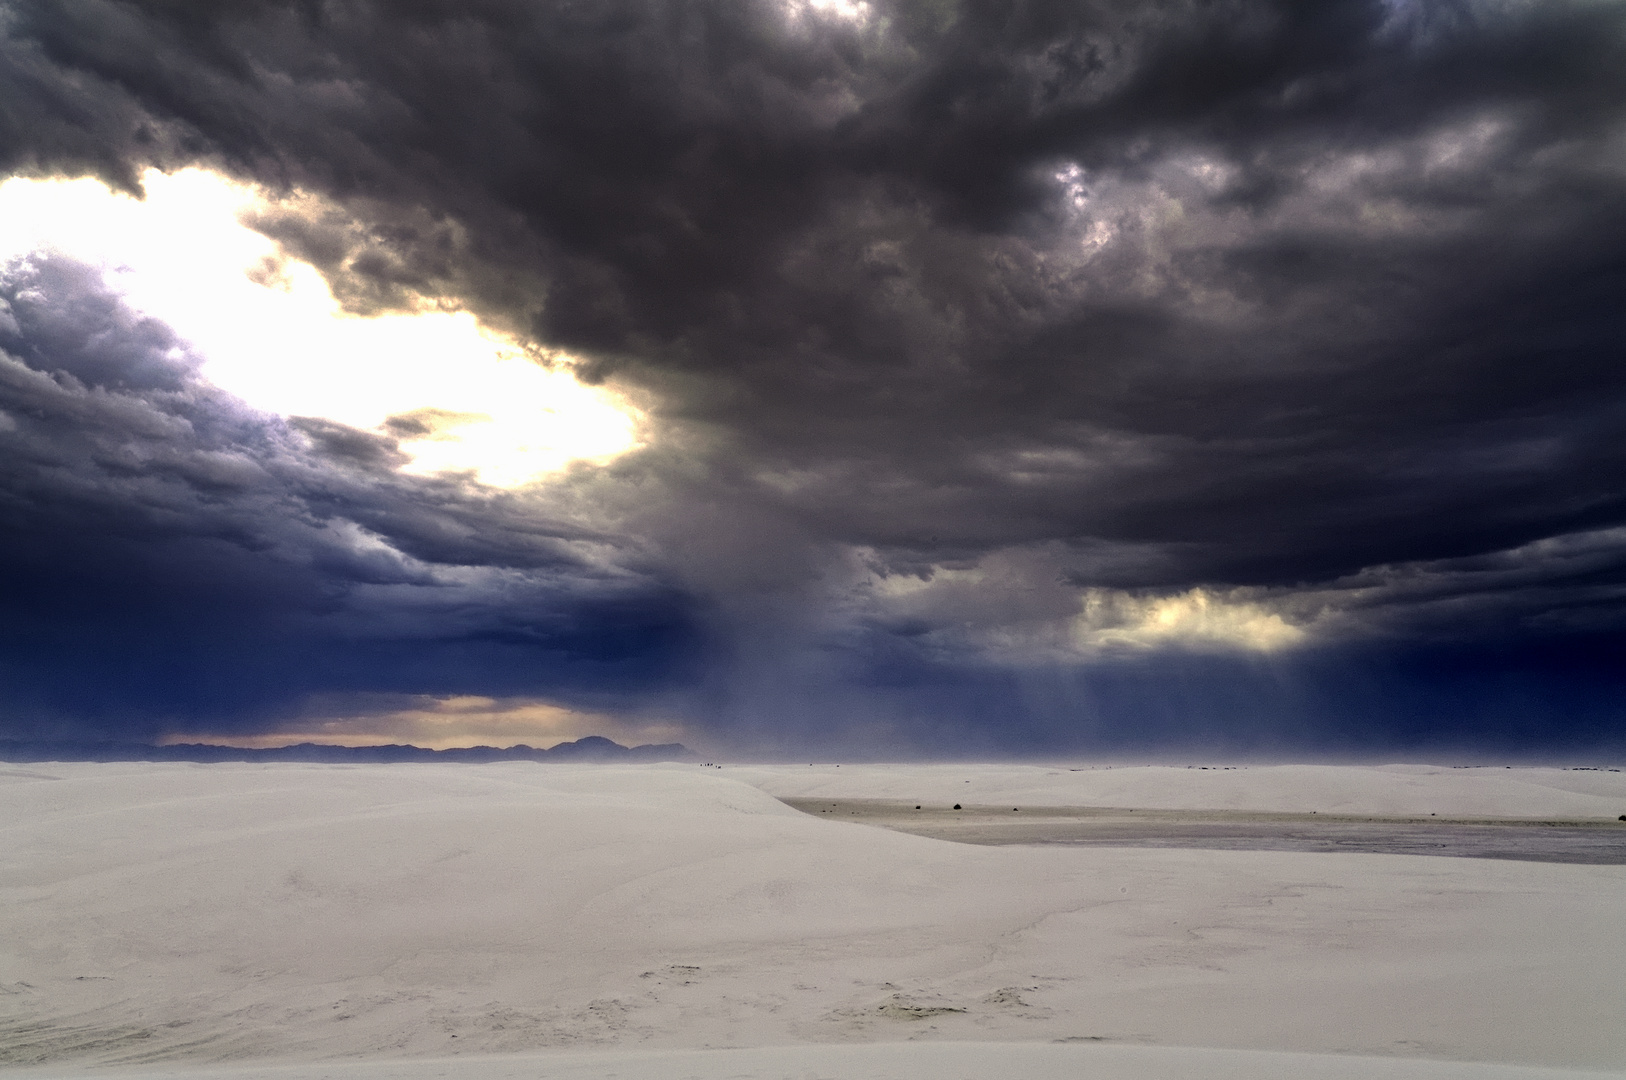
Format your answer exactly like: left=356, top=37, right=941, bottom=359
left=3, top=761, right=1624, bottom=1079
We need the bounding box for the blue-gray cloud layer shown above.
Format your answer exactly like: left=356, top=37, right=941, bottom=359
left=2, top=0, right=1624, bottom=755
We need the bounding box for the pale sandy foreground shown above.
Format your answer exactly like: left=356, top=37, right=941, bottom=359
left=3, top=762, right=1625, bottom=1079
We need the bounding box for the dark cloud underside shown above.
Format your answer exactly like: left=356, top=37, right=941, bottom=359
left=1, top=0, right=1624, bottom=754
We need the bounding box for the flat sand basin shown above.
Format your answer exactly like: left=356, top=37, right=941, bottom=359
left=782, top=798, right=1626, bottom=863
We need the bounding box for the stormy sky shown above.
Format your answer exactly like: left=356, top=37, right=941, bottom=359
left=1, top=0, right=1624, bottom=758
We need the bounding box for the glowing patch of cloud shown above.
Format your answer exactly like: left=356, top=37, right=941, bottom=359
left=786, top=0, right=871, bottom=22
left=0, top=168, right=639, bottom=487
left=1074, top=587, right=1307, bottom=653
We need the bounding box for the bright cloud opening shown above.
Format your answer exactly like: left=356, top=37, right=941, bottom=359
left=781, top=0, right=871, bottom=25
left=0, top=168, right=639, bottom=488
left=1075, top=587, right=1307, bottom=653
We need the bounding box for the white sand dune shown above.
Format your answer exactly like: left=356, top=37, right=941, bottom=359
left=3, top=762, right=1624, bottom=1079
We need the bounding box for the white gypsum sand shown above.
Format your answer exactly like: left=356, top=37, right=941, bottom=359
left=2, top=761, right=1624, bottom=1079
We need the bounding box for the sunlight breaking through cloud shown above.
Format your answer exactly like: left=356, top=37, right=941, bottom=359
left=0, top=168, right=640, bottom=488
left=1074, top=587, right=1307, bottom=653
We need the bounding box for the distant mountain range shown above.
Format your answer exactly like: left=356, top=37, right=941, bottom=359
left=0, top=735, right=696, bottom=764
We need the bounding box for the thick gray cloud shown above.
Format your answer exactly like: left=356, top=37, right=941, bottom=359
left=1, top=0, right=1624, bottom=754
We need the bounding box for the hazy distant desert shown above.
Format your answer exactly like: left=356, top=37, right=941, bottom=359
left=4, top=761, right=1625, bottom=1079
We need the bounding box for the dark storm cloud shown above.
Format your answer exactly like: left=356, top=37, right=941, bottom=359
left=1, top=0, right=1624, bottom=752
